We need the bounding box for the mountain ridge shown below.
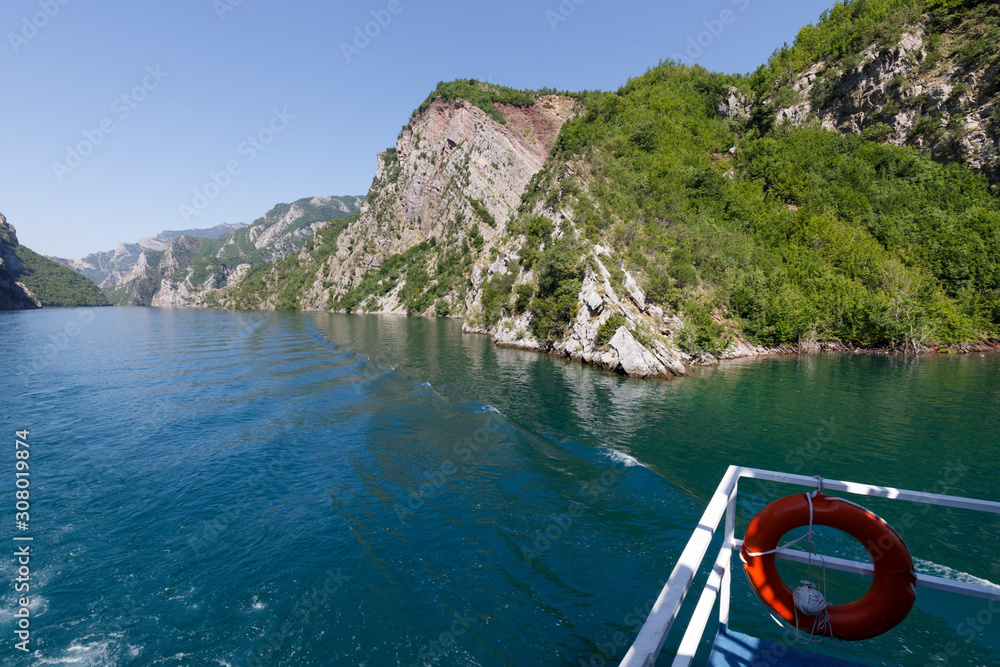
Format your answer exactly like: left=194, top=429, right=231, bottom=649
left=72, top=196, right=363, bottom=306
left=51, top=222, right=249, bottom=289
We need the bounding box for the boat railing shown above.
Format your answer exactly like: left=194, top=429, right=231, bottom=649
left=619, top=465, right=1000, bottom=667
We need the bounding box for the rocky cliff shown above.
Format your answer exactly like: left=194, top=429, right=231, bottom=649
left=741, top=1, right=1000, bottom=183
left=0, top=213, right=108, bottom=309
left=212, top=2, right=1000, bottom=378
left=0, top=213, right=41, bottom=310
left=212, top=89, right=577, bottom=314
left=93, top=196, right=362, bottom=306
left=310, top=94, right=575, bottom=312
left=52, top=222, right=247, bottom=289
left=216, top=83, right=693, bottom=377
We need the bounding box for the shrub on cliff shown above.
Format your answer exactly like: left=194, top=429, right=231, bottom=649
left=596, top=313, right=627, bottom=347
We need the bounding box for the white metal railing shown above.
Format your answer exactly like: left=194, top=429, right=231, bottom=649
left=619, top=465, right=1000, bottom=667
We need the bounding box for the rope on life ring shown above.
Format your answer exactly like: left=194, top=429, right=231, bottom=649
left=740, top=491, right=917, bottom=641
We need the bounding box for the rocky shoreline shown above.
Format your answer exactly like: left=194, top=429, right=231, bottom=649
left=462, top=318, right=1000, bottom=379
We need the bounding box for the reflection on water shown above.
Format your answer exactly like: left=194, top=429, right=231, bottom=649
left=0, top=307, right=996, bottom=666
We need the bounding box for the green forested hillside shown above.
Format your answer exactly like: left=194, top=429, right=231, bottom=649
left=13, top=245, right=109, bottom=307
left=222, top=0, right=1000, bottom=356
left=502, top=0, right=1000, bottom=352
left=161, top=197, right=363, bottom=289
left=209, top=213, right=361, bottom=310
left=100, top=196, right=362, bottom=306
left=746, top=0, right=998, bottom=100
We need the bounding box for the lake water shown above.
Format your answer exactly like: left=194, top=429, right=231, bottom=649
left=1, top=307, right=998, bottom=666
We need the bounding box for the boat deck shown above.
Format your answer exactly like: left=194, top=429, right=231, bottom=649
left=708, top=628, right=862, bottom=666
left=620, top=466, right=1000, bottom=666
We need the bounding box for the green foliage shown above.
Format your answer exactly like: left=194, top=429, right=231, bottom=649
left=173, top=197, right=363, bottom=309
left=537, top=56, right=1000, bottom=350
left=678, top=302, right=728, bottom=356
left=469, top=225, right=485, bottom=250
left=912, top=113, right=945, bottom=141
left=529, top=237, right=585, bottom=343
left=414, top=79, right=538, bottom=125
left=327, top=235, right=474, bottom=317
left=222, top=211, right=361, bottom=310
left=530, top=280, right=582, bottom=344
left=536, top=237, right=583, bottom=296
left=12, top=246, right=109, bottom=307
left=514, top=284, right=534, bottom=313
left=669, top=263, right=699, bottom=289
left=596, top=313, right=627, bottom=347
left=515, top=215, right=556, bottom=267
left=948, top=82, right=971, bottom=104
left=954, top=30, right=1000, bottom=68
left=645, top=266, right=679, bottom=308
left=467, top=197, right=496, bottom=227
left=630, top=121, right=659, bottom=153
left=334, top=241, right=429, bottom=313
left=863, top=122, right=895, bottom=143
left=750, top=0, right=921, bottom=98
left=480, top=272, right=516, bottom=325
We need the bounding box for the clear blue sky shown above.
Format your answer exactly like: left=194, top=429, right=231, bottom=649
left=1, top=0, right=836, bottom=259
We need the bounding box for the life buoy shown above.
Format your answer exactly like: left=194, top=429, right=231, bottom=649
left=740, top=493, right=917, bottom=641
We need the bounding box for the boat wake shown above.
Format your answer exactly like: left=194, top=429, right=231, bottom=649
left=602, top=447, right=646, bottom=468
left=914, top=558, right=1000, bottom=589
left=32, top=634, right=129, bottom=666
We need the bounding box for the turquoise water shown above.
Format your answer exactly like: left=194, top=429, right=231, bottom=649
left=0, top=307, right=997, bottom=666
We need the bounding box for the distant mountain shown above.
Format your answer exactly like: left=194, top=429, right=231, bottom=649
left=138, top=222, right=247, bottom=249
left=95, top=196, right=364, bottom=306
left=50, top=222, right=248, bottom=289
left=0, top=213, right=108, bottom=309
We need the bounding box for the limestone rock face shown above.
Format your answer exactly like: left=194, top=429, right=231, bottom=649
left=70, top=197, right=362, bottom=306
left=53, top=223, right=250, bottom=289
left=0, top=213, right=27, bottom=276
left=296, top=96, right=576, bottom=312
left=766, top=28, right=1000, bottom=183
left=717, top=89, right=752, bottom=121
left=234, top=90, right=698, bottom=378
left=471, top=241, right=689, bottom=379
left=0, top=213, right=41, bottom=310
left=604, top=327, right=670, bottom=378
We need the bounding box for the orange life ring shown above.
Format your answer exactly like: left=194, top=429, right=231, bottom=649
left=740, top=493, right=917, bottom=641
